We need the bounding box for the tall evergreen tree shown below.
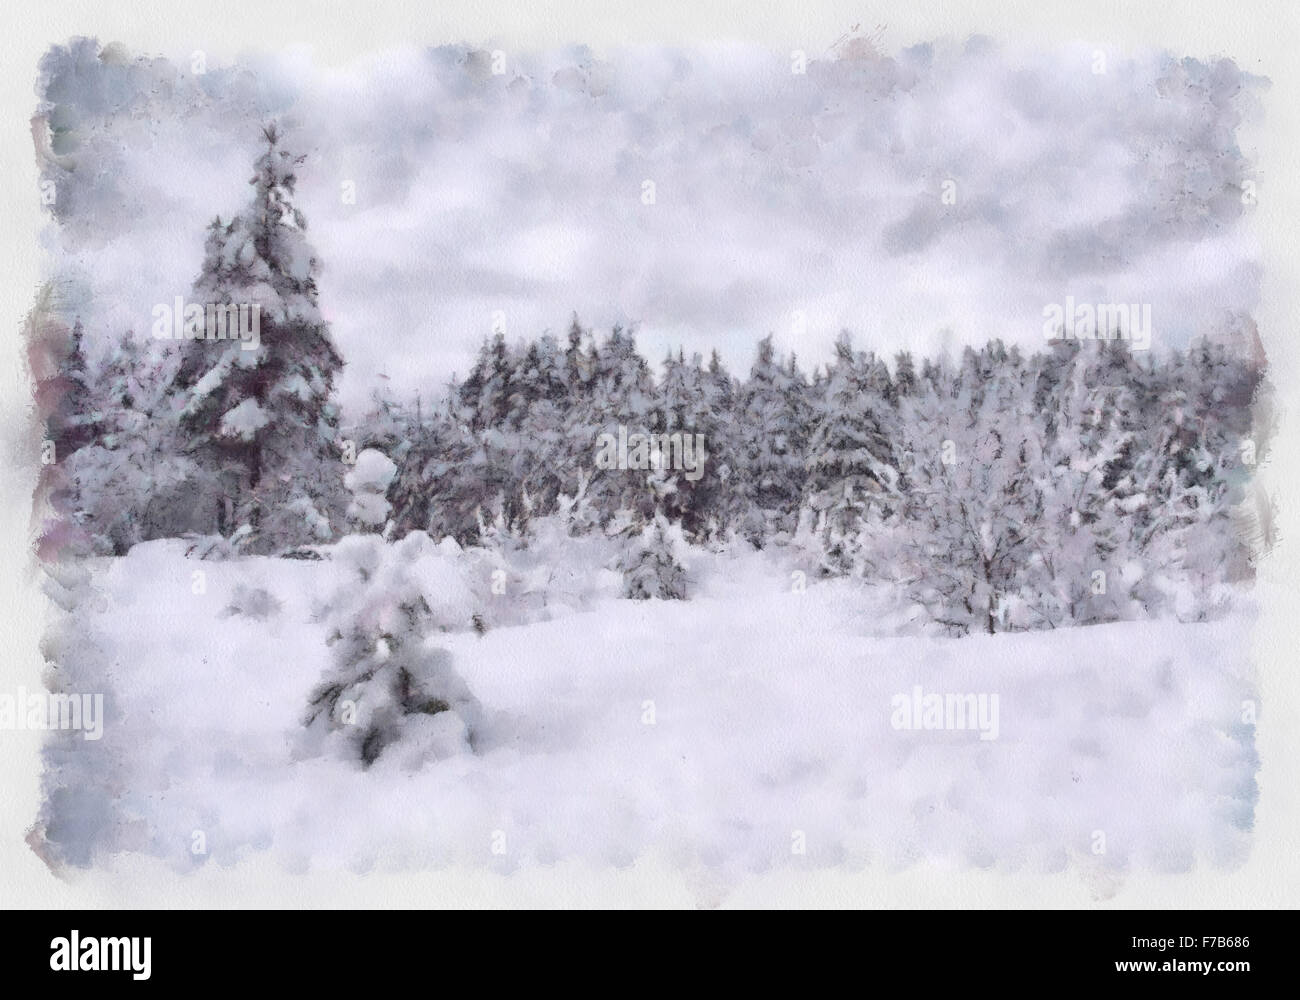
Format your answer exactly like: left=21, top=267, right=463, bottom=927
left=45, top=319, right=101, bottom=460
left=163, top=125, right=346, bottom=551
left=803, top=333, right=898, bottom=570
left=735, top=335, right=811, bottom=544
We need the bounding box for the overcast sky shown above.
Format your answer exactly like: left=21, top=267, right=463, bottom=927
left=36, top=35, right=1264, bottom=413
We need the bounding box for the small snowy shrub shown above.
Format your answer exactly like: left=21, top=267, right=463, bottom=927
left=458, top=505, right=623, bottom=626
left=183, top=525, right=256, bottom=561
left=302, top=533, right=480, bottom=768
left=220, top=583, right=282, bottom=621
left=619, top=514, right=689, bottom=600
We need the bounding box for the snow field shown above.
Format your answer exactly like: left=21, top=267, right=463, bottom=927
left=34, top=538, right=1258, bottom=887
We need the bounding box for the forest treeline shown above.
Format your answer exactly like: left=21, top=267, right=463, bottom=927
left=34, top=129, right=1271, bottom=634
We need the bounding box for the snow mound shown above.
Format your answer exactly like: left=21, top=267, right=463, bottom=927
left=344, top=449, right=397, bottom=494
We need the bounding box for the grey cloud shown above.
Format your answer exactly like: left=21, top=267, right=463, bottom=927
left=34, top=36, right=1265, bottom=414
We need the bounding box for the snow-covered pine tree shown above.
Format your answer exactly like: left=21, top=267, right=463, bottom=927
left=619, top=513, right=689, bottom=599
left=59, top=332, right=205, bottom=554
left=163, top=124, right=345, bottom=553
left=512, top=396, right=569, bottom=523
left=804, top=332, right=899, bottom=573
left=459, top=331, right=516, bottom=432
left=505, top=333, right=572, bottom=520
left=510, top=332, right=569, bottom=418
left=302, top=533, right=480, bottom=768
left=893, top=350, right=918, bottom=399
left=573, top=325, right=659, bottom=523
left=698, top=349, right=742, bottom=538
left=563, top=314, right=592, bottom=393
left=451, top=332, right=556, bottom=534
left=385, top=414, right=443, bottom=541
left=388, top=388, right=488, bottom=544
left=651, top=348, right=718, bottom=535
left=351, top=376, right=417, bottom=460
left=38, top=316, right=101, bottom=556
left=44, top=319, right=101, bottom=460
left=735, top=334, right=811, bottom=545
